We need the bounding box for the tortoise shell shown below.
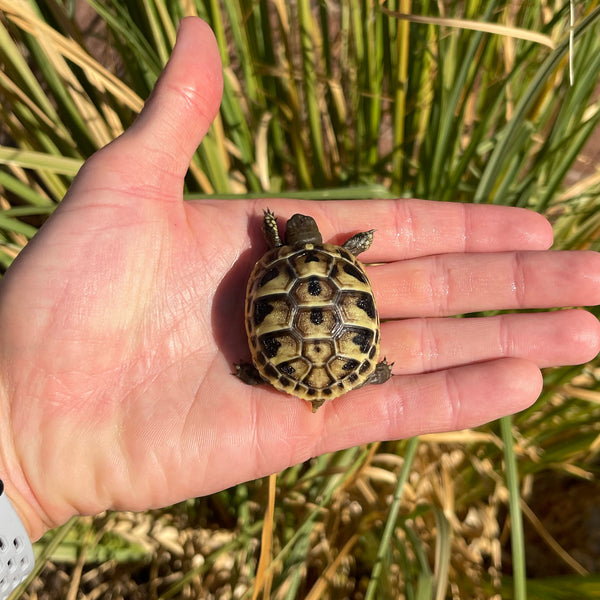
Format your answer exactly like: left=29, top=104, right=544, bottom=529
left=244, top=223, right=383, bottom=411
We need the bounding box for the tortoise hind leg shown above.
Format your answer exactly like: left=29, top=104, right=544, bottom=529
left=342, top=229, right=375, bottom=256
left=364, top=358, right=393, bottom=386
left=234, top=361, right=265, bottom=386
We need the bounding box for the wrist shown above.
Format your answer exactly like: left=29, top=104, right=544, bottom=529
left=0, top=477, right=35, bottom=597
left=0, top=381, right=51, bottom=542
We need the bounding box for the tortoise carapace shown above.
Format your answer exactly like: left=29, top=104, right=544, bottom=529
left=235, top=209, right=392, bottom=411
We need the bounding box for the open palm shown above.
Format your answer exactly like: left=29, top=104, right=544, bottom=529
left=1, top=18, right=599, bottom=540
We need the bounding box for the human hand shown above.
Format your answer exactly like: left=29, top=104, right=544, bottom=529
left=1, top=17, right=599, bottom=541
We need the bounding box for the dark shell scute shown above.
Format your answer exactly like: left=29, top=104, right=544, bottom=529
left=264, top=364, right=279, bottom=379
left=262, top=336, right=282, bottom=358
left=338, top=248, right=353, bottom=261
left=310, top=307, right=324, bottom=325
left=259, top=267, right=279, bottom=287
left=278, top=362, right=296, bottom=375
left=356, top=293, right=376, bottom=318
left=254, top=300, right=273, bottom=326
left=308, top=277, right=322, bottom=296
left=342, top=359, right=359, bottom=371
left=343, top=263, right=367, bottom=283
left=352, top=329, right=374, bottom=353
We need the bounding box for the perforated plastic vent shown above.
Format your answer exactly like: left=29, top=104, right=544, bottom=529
left=0, top=483, right=34, bottom=600
left=0, top=533, right=32, bottom=599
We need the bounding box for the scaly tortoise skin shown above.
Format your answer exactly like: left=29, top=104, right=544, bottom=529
left=235, top=210, right=392, bottom=411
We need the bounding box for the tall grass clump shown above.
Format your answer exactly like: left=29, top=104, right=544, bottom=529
left=1, top=1, right=600, bottom=598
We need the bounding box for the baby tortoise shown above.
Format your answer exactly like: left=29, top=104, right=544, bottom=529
left=235, top=209, right=392, bottom=411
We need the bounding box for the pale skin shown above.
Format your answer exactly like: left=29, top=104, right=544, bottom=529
left=1, top=17, right=600, bottom=542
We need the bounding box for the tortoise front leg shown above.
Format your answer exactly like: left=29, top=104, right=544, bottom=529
left=262, top=209, right=283, bottom=249
left=342, top=229, right=375, bottom=256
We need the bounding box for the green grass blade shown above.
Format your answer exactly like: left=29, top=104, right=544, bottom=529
left=0, top=170, right=53, bottom=206
left=365, top=437, right=420, bottom=600
left=0, top=213, right=39, bottom=237
left=0, top=147, right=83, bottom=175
left=428, top=1, right=499, bottom=198
left=500, top=416, right=526, bottom=600
left=297, top=0, right=328, bottom=184
left=474, top=5, right=600, bottom=203
left=11, top=517, right=79, bottom=599
left=0, top=12, right=58, bottom=121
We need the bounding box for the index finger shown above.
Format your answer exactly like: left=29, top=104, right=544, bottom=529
left=238, top=199, right=554, bottom=262
left=318, top=199, right=554, bottom=262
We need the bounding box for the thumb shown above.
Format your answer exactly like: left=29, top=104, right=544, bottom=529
left=114, top=17, right=223, bottom=181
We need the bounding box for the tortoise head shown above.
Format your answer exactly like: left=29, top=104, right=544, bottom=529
left=285, top=214, right=323, bottom=247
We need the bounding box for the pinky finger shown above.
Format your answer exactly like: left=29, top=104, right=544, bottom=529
left=315, top=358, right=543, bottom=452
